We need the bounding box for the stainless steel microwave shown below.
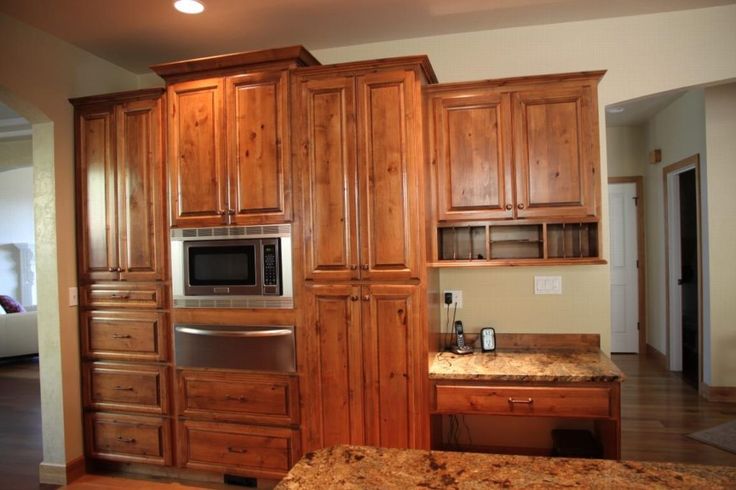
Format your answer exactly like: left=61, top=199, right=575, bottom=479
left=170, top=225, right=293, bottom=309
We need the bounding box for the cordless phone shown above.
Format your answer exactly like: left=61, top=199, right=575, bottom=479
left=451, top=321, right=473, bottom=355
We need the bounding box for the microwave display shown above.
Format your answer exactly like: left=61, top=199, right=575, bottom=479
left=189, top=245, right=255, bottom=286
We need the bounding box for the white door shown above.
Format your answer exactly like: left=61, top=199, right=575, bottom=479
left=609, top=182, right=639, bottom=353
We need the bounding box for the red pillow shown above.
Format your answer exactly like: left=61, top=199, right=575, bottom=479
left=0, top=295, right=25, bottom=313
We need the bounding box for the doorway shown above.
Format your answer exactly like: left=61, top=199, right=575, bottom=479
left=608, top=177, right=645, bottom=354
left=664, top=155, right=702, bottom=388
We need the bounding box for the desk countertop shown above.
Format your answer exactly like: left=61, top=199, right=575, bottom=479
left=275, top=445, right=736, bottom=489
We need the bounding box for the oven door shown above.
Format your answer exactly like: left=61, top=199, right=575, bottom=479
left=174, top=324, right=295, bottom=373
left=184, top=239, right=260, bottom=296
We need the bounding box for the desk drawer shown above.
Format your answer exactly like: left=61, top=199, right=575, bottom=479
left=82, top=283, right=166, bottom=309
left=83, top=362, right=169, bottom=414
left=434, top=384, right=611, bottom=418
left=178, top=370, right=298, bottom=425
left=81, top=310, right=168, bottom=362
left=178, top=420, right=299, bottom=479
left=85, top=412, right=172, bottom=465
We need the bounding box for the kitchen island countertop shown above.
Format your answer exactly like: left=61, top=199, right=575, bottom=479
left=275, top=445, right=736, bottom=489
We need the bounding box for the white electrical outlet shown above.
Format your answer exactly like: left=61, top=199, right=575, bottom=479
left=444, top=290, right=463, bottom=308
left=68, top=286, right=78, bottom=306
left=534, top=276, right=562, bottom=295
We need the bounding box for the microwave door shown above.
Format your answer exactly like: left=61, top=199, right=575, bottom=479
left=184, top=240, right=260, bottom=296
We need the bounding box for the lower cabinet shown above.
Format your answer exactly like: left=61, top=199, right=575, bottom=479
left=85, top=412, right=173, bottom=466
left=301, top=283, right=427, bottom=452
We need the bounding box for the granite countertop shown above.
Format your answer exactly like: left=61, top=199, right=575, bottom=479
left=429, top=349, right=624, bottom=383
left=275, top=445, right=736, bottom=489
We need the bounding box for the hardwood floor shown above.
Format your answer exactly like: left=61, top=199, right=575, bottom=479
left=2, top=353, right=735, bottom=490
left=613, top=353, right=736, bottom=466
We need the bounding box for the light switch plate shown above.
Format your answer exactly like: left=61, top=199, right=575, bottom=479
left=68, top=286, right=78, bottom=306
left=443, top=290, right=463, bottom=308
left=534, top=276, right=562, bottom=295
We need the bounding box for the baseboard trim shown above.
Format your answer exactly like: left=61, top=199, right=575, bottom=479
left=701, top=383, right=736, bottom=403
left=645, top=344, right=667, bottom=370
left=39, top=456, right=86, bottom=485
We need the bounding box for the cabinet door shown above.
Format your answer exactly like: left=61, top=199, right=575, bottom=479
left=301, top=284, right=364, bottom=451
left=356, top=70, right=421, bottom=280
left=512, top=85, right=598, bottom=218
left=295, top=76, right=359, bottom=281
left=227, top=71, right=291, bottom=224
left=116, top=98, right=166, bottom=281
left=76, top=105, right=118, bottom=282
left=363, top=284, right=425, bottom=449
left=433, top=91, right=513, bottom=220
left=168, top=78, right=227, bottom=227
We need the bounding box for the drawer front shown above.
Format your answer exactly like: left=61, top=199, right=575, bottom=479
left=434, top=384, right=611, bottom=418
left=85, top=412, right=172, bottom=465
left=81, top=283, right=166, bottom=309
left=178, top=370, right=298, bottom=425
left=84, top=363, right=169, bottom=414
left=81, top=310, right=168, bottom=361
left=179, top=420, right=299, bottom=479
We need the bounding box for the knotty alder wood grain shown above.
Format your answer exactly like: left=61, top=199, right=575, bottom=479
left=85, top=412, right=173, bottom=466
left=81, top=310, right=169, bottom=362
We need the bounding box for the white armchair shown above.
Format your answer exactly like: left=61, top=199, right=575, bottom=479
left=0, top=310, right=38, bottom=358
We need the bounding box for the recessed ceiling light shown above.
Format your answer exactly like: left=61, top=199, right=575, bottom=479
left=174, top=0, right=205, bottom=14
left=606, top=106, right=625, bottom=114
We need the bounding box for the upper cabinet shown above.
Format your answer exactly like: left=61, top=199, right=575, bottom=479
left=293, top=59, right=436, bottom=282
left=426, top=72, right=604, bottom=222
left=151, top=46, right=320, bottom=228
left=73, top=90, right=167, bottom=283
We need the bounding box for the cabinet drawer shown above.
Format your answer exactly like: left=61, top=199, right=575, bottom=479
left=83, top=363, right=169, bottom=415
left=434, top=384, right=612, bottom=418
left=85, top=412, right=172, bottom=465
left=81, top=283, right=167, bottom=309
left=178, top=370, right=298, bottom=425
left=178, top=420, right=299, bottom=479
left=81, top=310, right=168, bottom=361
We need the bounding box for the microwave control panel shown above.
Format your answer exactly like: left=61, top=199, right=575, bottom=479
left=262, top=239, right=280, bottom=295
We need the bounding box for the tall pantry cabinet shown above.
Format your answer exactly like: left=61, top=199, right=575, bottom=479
left=292, top=57, right=437, bottom=452
left=72, top=89, right=173, bottom=465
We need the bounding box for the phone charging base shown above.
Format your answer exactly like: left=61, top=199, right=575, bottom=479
left=449, top=345, right=473, bottom=355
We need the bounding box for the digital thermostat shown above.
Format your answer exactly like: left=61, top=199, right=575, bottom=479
left=480, top=327, right=496, bottom=352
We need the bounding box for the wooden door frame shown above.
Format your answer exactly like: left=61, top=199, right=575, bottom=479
left=608, top=176, right=646, bottom=354
left=662, top=154, right=703, bottom=389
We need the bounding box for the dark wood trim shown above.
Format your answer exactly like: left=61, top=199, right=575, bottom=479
left=69, top=88, right=165, bottom=106
left=292, top=55, right=438, bottom=84
left=662, top=155, right=702, bottom=386
left=608, top=176, right=646, bottom=355
left=423, top=70, right=606, bottom=94
left=700, top=383, right=736, bottom=403
left=645, top=343, right=668, bottom=371
left=150, top=45, right=320, bottom=80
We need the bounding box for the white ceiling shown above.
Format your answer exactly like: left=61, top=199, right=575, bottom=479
left=0, top=0, right=733, bottom=74
left=606, top=90, right=689, bottom=127
left=0, top=101, right=31, bottom=142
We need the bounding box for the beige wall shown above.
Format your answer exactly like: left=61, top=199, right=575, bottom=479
left=606, top=126, right=646, bottom=178
left=0, top=138, right=33, bottom=170
left=314, top=4, right=736, bottom=354
left=0, top=12, right=139, bottom=478
left=704, top=83, right=736, bottom=387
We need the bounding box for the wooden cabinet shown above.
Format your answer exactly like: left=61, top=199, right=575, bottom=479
left=295, top=69, right=423, bottom=281
left=74, top=91, right=166, bottom=283
left=301, top=283, right=425, bottom=451
left=80, top=310, right=169, bottom=362
left=85, top=412, right=173, bottom=465
left=83, top=362, right=170, bottom=415
left=427, top=73, right=603, bottom=222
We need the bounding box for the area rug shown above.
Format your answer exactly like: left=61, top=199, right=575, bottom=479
left=688, top=420, right=736, bottom=454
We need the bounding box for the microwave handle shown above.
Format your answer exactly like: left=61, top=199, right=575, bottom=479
left=175, top=326, right=292, bottom=338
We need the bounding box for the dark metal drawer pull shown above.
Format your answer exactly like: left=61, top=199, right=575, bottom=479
left=228, top=447, right=248, bottom=454
left=113, top=386, right=134, bottom=391
left=508, top=397, right=534, bottom=404
left=225, top=394, right=247, bottom=402
left=116, top=437, right=136, bottom=444
left=111, top=334, right=132, bottom=339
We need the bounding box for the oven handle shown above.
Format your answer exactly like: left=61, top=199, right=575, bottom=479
left=175, top=326, right=292, bottom=338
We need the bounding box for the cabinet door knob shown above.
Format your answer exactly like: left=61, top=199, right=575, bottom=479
left=350, top=295, right=359, bottom=302
left=116, top=267, right=123, bottom=272
left=362, top=295, right=370, bottom=301
left=350, top=264, right=358, bottom=270
left=108, top=267, right=116, bottom=272
left=517, top=203, right=525, bottom=210
left=217, top=209, right=226, bottom=216
left=505, top=204, right=512, bottom=210
left=227, top=209, right=236, bottom=216
left=360, top=264, right=369, bottom=271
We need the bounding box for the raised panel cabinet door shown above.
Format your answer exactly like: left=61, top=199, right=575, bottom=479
left=356, top=70, right=421, bottom=280
left=301, top=284, right=364, bottom=452
left=168, top=78, right=228, bottom=227
left=362, top=284, right=424, bottom=449
left=76, top=105, right=119, bottom=282
left=116, top=98, right=166, bottom=281
left=227, top=71, right=291, bottom=224
left=512, top=85, right=598, bottom=218
left=434, top=91, right=514, bottom=220
left=295, top=76, right=359, bottom=281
